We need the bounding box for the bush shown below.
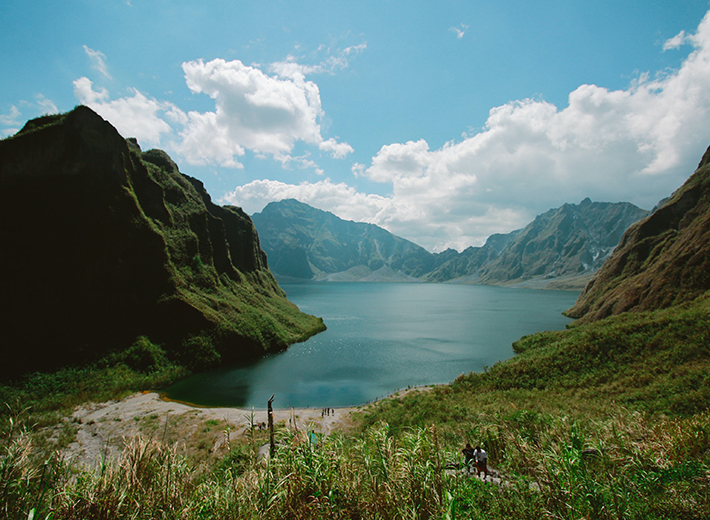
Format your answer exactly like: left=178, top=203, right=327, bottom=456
left=118, top=336, right=168, bottom=373
left=178, top=335, right=221, bottom=371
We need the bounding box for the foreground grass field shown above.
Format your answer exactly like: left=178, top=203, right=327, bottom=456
left=2, top=293, right=709, bottom=519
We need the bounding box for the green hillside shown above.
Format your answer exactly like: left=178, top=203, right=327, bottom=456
left=0, top=107, right=325, bottom=379
left=567, top=147, right=710, bottom=323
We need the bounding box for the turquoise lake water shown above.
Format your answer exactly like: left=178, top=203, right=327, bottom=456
left=163, top=282, right=579, bottom=409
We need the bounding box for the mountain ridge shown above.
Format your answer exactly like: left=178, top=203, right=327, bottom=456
left=251, top=199, right=443, bottom=281
left=253, top=198, right=649, bottom=288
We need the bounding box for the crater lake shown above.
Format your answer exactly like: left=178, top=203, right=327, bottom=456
left=163, top=283, right=579, bottom=408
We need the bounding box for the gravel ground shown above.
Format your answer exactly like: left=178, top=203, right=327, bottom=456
left=62, top=391, right=362, bottom=469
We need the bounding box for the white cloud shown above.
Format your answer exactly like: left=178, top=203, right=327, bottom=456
left=319, top=138, right=354, bottom=158
left=35, top=94, right=58, bottom=115
left=175, top=58, right=353, bottom=168
left=221, top=178, right=389, bottom=223
left=269, top=43, right=366, bottom=78
left=83, top=45, right=112, bottom=79
left=1, top=96, right=59, bottom=137
left=663, top=30, right=690, bottom=51
left=0, top=105, right=21, bottom=127
left=73, top=77, right=182, bottom=147
left=235, top=11, right=710, bottom=252
left=69, top=49, right=353, bottom=172
left=450, top=23, right=468, bottom=39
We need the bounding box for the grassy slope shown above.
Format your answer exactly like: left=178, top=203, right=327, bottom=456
left=1, top=291, right=708, bottom=519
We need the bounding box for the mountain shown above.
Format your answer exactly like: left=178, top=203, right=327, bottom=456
left=0, top=106, right=324, bottom=379
left=255, top=198, right=648, bottom=288
left=421, top=231, right=521, bottom=283
left=428, top=199, right=649, bottom=288
left=251, top=199, right=443, bottom=281
left=567, top=146, right=710, bottom=323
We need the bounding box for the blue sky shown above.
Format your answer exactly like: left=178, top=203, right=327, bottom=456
left=3, top=1, right=710, bottom=251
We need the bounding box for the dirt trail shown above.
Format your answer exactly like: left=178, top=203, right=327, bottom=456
left=62, top=391, right=363, bottom=469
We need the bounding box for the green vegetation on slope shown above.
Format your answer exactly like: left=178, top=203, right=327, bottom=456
left=2, top=290, right=709, bottom=519
left=135, top=154, right=326, bottom=369
left=567, top=148, right=710, bottom=322
left=0, top=106, right=325, bottom=379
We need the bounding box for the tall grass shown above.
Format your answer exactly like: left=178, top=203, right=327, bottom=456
left=1, top=409, right=708, bottom=519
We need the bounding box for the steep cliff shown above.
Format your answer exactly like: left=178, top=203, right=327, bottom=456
left=0, top=106, right=324, bottom=379
left=567, top=146, right=710, bottom=323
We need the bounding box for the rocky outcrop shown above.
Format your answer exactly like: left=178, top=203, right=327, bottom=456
left=0, top=107, right=324, bottom=379
left=567, top=146, right=710, bottom=323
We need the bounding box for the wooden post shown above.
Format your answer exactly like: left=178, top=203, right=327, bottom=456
left=268, top=394, right=275, bottom=458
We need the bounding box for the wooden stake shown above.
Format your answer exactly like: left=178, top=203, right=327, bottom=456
left=268, top=394, right=275, bottom=458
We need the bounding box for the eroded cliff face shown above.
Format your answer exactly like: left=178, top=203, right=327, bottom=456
left=566, top=146, right=710, bottom=323
left=0, top=106, right=323, bottom=379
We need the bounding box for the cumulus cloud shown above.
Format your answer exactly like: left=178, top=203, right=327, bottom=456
left=70, top=48, right=354, bottom=171
left=221, top=178, right=389, bottom=222
left=83, top=45, right=112, bottom=79
left=237, top=11, right=710, bottom=251
left=73, top=77, right=183, bottom=147
left=175, top=58, right=353, bottom=168
left=319, top=137, right=354, bottom=158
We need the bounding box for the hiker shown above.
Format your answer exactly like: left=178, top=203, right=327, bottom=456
left=462, top=443, right=475, bottom=469
left=474, top=446, right=488, bottom=480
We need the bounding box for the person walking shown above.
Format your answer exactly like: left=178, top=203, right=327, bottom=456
left=462, top=443, right=475, bottom=472
left=474, top=446, right=488, bottom=480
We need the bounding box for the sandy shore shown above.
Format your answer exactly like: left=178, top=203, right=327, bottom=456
left=58, top=387, right=433, bottom=469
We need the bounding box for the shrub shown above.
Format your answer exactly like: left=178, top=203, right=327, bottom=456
left=117, top=336, right=168, bottom=373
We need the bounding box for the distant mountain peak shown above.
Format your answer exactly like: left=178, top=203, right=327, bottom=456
left=252, top=198, right=436, bottom=281
left=252, top=197, right=648, bottom=288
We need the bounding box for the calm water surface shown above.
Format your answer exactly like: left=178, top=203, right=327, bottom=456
left=163, top=283, right=578, bottom=408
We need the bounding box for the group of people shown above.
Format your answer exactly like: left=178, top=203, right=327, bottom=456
left=462, top=443, right=488, bottom=480
left=321, top=407, right=335, bottom=417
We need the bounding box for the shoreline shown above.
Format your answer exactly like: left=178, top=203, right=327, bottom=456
left=61, top=384, right=438, bottom=469
left=157, top=382, right=438, bottom=411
